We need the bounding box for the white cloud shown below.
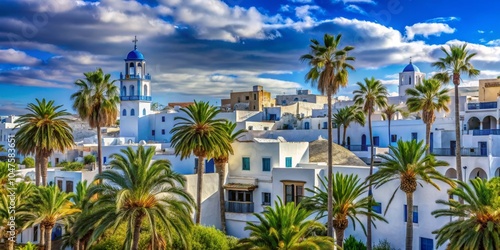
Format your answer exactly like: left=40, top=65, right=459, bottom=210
left=288, top=0, right=313, bottom=3
left=478, top=30, right=485, bottom=34
left=345, top=4, right=367, bottom=15
left=425, top=16, right=460, bottom=23
left=333, top=0, right=376, bottom=4
left=405, top=23, right=455, bottom=40
left=280, top=4, right=290, bottom=12
left=380, top=79, right=399, bottom=85
left=486, top=39, right=500, bottom=46
left=0, top=49, right=40, bottom=65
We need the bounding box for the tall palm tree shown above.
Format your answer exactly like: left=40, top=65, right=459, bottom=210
left=71, top=68, right=120, bottom=175
left=213, top=121, right=246, bottom=233
left=406, top=79, right=450, bottom=154
left=432, top=178, right=500, bottom=250
left=170, top=101, right=229, bottom=224
left=381, top=104, right=402, bottom=146
left=0, top=182, right=36, bottom=250
left=432, top=44, right=480, bottom=182
left=29, top=185, right=80, bottom=250
left=15, top=99, right=74, bottom=186
left=353, top=77, right=388, bottom=249
left=85, top=146, right=194, bottom=250
left=300, top=33, right=355, bottom=237
left=302, top=173, right=387, bottom=247
left=332, top=106, right=365, bottom=147
left=61, top=180, right=92, bottom=250
left=368, top=139, right=453, bottom=250
left=236, top=197, right=335, bottom=249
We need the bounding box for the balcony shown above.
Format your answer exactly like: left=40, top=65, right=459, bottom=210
left=343, top=145, right=370, bottom=151
left=120, top=96, right=152, bottom=101
left=431, top=147, right=486, bottom=157
left=472, top=129, right=500, bottom=136
left=467, top=101, right=497, bottom=110
left=120, top=74, right=151, bottom=80
left=225, top=201, right=254, bottom=213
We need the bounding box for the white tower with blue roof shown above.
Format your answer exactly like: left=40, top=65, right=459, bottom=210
left=399, top=59, right=426, bottom=96
left=119, top=36, right=152, bottom=142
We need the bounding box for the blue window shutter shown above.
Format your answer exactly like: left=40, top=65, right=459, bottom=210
left=413, top=210, right=418, bottom=223
left=262, top=158, right=271, bottom=171
left=373, top=202, right=382, bottom=214
left=404, top=205, right=407, bottom=222
left=285, top=157, right=292, bottom=168
left=242, top=157, right=250, bottom=170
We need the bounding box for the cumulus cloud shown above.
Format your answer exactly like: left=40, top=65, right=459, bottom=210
left=333, top=0, right=376, bottom=4
left=345, top=5, right=367, bottom=15
left=405, top=23, right=455, bottom=40
left=486, top=39, right=500, bottom=46
left=288, top=0, right=313, bottom=3
left=425, top=16, right=460, bottom=23
left=0, top=49, right=40, bottom=65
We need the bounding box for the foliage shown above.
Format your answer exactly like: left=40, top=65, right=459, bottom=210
left=84, top=154, right=96, bottom=164
left=172, top=225, right=235, bottom=250
left=16, top=242, right=38, bottom=250
left=343, top=235, right=366, bottom=250
left=21, top=157, right=35, bottom=168
left=373, top=239, right=397, bottom=250
left=57, top=160, right=70, bottom=168
left=432, top=178, right=500, bottom=249
left=62, top=161, right=84, bottom=171
left=487, top=177, right=500, bottom=208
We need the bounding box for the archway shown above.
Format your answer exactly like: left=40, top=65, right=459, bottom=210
left=469, top=167, right=487, bottom=180
left=143, top=84, right=148, bottom=96
left=444, top=168, right=457, bottom=179
left=361, top=134, right=367, bottom=151
left=122, top=86, right=126, bottom=96
left=482, top=116, right=497, bottom=130
left=130, top=85, right=135, bottom=96
left=467, top=117, right=480, bottom=130
left=122, top=109, right=127, bottom=116
left=304, top=122, right=310, bottom=130
left=495, top=167, right=500, bottom=177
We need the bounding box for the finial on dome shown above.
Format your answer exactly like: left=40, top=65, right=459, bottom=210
left=409, top=56, right=412, bottom=64
left=132, top=36, right=138, bottom=50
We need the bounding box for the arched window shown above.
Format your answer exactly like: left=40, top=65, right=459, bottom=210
left=122, top=86, right=126, bottom=96
left=409, top=76, right=412, bottom=85
left=142, top=108, right=146, bottom=116
left=304, top=122, right=310, bottom=130
left=130, top=109, right=135, bottom=116
left=130, top=85, right=134, bottom=96
left=294, top=97, right=299, bottom=102
left=143, top=84, right=148, bottom=96
left=129, top=62, right=135, bottom=76
left=122, top=109, right=127, bottom=116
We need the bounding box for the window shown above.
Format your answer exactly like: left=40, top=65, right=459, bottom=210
left=264, top=127, right=269, bottom=130
left=65, top=181, right=74, bottom=193
left=227, top=190, right=254, bottom=213
left=285, top=157, right=292, bottom=168
left=33, top=225, right=38, bottom=242
left=242, top=157, right=250, bottom=171
left=420, top=237, right=433, bottom=250
left=373, top=202, right=382, bottom=214
left=152, top=130, right=155, bottom=136
left=161, top=129, right=165, bottom=135
left=323, top=122, right=327, bottom=129
left=262, top=158, right=271, bottom=172
left=253, top=94, right=256, bottom=100
left=130, top=85, right=135, bottom=96
left=161, top=116, right=165, bottom=122
left=409, top=76, right=411, bottom=85
left=262, top=192, right=271, bottom=205
left=411, top=132, right=418, bottom=141
left=282, top=181, right=305, bottom=205
left=404, top=205, right=418, bottom=223
left=245, top=96, right=249, bottom=100
left=391, top=134, right=397, bottom=142
left=57, top=180, right=63, bottom=191
left=122, top=109, right=127, bottom=116
left=122, top=86, right=127, bottom=96
left=142, top=108, right=146, bottom=115
left=130, top=109, right=135, bottom=116
left=248, top=126, right=253, bottom=130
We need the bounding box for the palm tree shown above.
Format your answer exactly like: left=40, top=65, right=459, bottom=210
left=71, top=68, right=120, bottom=175
left=381, top=104, right=403, bottom=146
left=0, top=182, right=36, bottom=250
left=302, top=173, right=387, bottom=247
left=15, top=99, right=74, bottom=186
left=300, top=33, right=355, bottom=237
left=61, top=180, right=92, bottom=250
left=432, top=44, right=480, bottom=182
left=213, top=121, right=246, bottom=233
left=406, top=79, right=450, bottom=154
left=236, top=197, right=335, bottom=249
left=432, top=178, right=500, bottom=250
left=353, top=77, right=388, bottom=249
left=85, top=146, right=194, bottom=250
left=170, top=101, right=229, bottom=224
left=368, top=139, right=453, bottom=250
left=332, top=106, right=365, bottom=147
left=29, top=185, right=80, bottom=250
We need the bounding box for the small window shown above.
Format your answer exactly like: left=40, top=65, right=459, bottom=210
left=409, top=76, right=412, bottom=85
left=130, top=109, right=135, bottom=116
left=242, top=157, right=250, bottom=171
left=152, top=130, right=155, bottom=136
left=57, top=180, right=63, bottom=191
left=246, top=96, right=249, bottom=100
left=161, top=129, right=165, bottom=135
left=33, top=226, right=38, bottom=242
left=284, top=182, right=304, bottom=205
left=142, top=108, right=146, bottom=116
left=122, top=109, right=127, bottom=116
left=248, top=126, right=253, bottom=130
left=65, top=181, right=74, bottom=193
left=391, top=134, right=397, bottom=142
left=162, top=116, right=165, bottom=122
left=323, top=122, right=327, bottom=129
left=411, top=132, right=417, bottom=141
left=404, top=205, right=418, bottom=223
left=373, top=202, right=382, bottom=214
left=264, top=127, right=269, bottom=130
left=262, top=158, right=271, bottom=172
left=285, top=157, right=292, bottom=168
left=254, top=94, right=257, bottom=100
left=420, top=237, right=433, bottom=250
left=262, top=192, right=271, bottom=205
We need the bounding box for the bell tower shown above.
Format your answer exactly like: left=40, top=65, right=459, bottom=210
left=119, top=36, right=152, bottom=142
left=399, top=58, right=426, bottom=96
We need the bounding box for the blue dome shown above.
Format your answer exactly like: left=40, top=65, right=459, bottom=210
left=403, top=61, right=420, bottom=72
left=126, top=49, right=144, bottom=60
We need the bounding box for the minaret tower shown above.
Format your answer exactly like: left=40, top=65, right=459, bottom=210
left=398, top=58, right=426, bottom=96
left=119, top=36, right=152, bottom=142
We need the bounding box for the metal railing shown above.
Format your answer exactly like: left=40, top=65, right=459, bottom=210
left=120, top=96, right=152, bottom=101
left=431, top=147, right=486, bottom=156
left=225, top=201, right=254, bottom=213
left=343, top=145, right=370, bottom=151
left=472, top=129, right=500, bottom=136
left=467, top=101, right=497, bottom=110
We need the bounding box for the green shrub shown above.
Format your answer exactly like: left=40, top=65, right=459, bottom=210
left=190, top=225, right=232, bottom=250
left=373, top=239, right=398, bottom=250
left=84, top=155, right=96, bottom=165
left=62, top=161, right=84, bottom=171
left=16, top=242, right=38, bottom=250
left=22, top=157, right=35, bottom=168
left=57, top=160, right=70, bottom=168
left=344, top=235, right=367, bottom=250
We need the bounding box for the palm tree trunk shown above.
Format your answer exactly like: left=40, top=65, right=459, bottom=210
left=342, top=125, right=347, bottom=147
left=326, top=92, right=334, bottom=238
left=40, top=224, right=45, bottom=250
left=132, top=213, right=145, bottom=250
left=35, top=153, right=40, bottom=186
left=7, top=238, right=14, bottom=250
left=405, top=192, right=414, bottom=250
left=425, top=122, right=431, bottom=155
left=96, top=125, right=103, bottom=175
left=333, top=218, right=348, bottom=247
left=366, top=110, right=373, bottom=250
left=215, top=160, right=227, bottom=233
left=388, top=118, right=391, bottom=146
left=45, top=225, right=53, bottom=250
left=453, top=81, right=462, bottom=181
left=195, top=156, right=205, bottom=224
left=41, top=156, right=48, bottom=186
left=337, top=123, right=341, bottom=144
left=75, top=239, right=80, bottom=250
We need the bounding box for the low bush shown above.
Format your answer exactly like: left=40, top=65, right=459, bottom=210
left=344, top=235, right=367, bottom=250
left=84, top=155, right=96, bottom=165
left=22, top=157, right=35, bottom=168
left=62, top=161, right=84, bottom=171
left=373, top=239, right=398, bottom=250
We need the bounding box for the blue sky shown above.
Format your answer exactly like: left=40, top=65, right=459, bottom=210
left=1, top=0, right=500, bottom=115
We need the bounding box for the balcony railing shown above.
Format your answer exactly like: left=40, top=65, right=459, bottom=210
left=120, top=96, right=152, bottom=101
left=472, top=129, right=500, bottom=136
left=343, top=145, right=370, bottom=151
left=120, top=74, right=151, bottom=80
left=467, top=101, right=497, bottom=110
left=431, top=147, right=486, bottom=156
left=225, top=201, right=254, bottom=213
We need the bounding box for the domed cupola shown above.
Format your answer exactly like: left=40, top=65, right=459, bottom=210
left=398, top=58, right=426, bottom=96
left=403, top=59, right=420, bottom=72
left=127, top=50, right=144, bottom=60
